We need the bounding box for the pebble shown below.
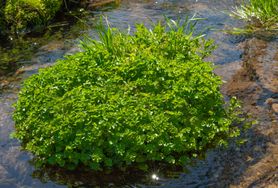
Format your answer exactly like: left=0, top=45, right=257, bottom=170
left=272, top=103, right=278, bottom=113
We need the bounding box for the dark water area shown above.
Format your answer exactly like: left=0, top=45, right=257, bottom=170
left=1, top=0, right=277, bottom=187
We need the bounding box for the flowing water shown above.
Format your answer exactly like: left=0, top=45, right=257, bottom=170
left=0, top=0, right=277, bottom=187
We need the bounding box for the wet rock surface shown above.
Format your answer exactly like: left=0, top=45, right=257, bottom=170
left=226, top=38, right=278, bottom=187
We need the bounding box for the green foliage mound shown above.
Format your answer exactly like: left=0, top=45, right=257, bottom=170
left=4, top=0, right=62, bottom=33
left=13, top=19, right=242, bottom=170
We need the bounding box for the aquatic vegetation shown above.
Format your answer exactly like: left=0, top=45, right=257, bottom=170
left=4, top=0, right=62, bottom=33
left=1, top=0, right=121, bottom=36
left=230, top=0, right=278, bottom=34
left=13, top=18, right=244, bottom=171
left=0, top=3, right=6, bottom=36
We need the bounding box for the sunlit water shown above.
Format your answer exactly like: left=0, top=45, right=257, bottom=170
left=1, top=0, right=268, bottom=187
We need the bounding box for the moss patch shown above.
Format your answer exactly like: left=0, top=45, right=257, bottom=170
left=4, top=0, right=62, bottom=33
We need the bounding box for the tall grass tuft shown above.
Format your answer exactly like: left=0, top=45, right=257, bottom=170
left=230, top=0, right=278, bottom=34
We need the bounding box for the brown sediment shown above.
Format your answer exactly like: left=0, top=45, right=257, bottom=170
left=82, top=0, right=120, bottom=8
left=223, top=38, right=278, bottom=187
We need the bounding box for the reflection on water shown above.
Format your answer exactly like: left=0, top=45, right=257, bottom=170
left=0, top=1, right=249, bottom=187
left=31, top=163, right=183, bottom=187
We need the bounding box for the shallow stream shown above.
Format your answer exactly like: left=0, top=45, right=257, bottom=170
left=0, top=0, right=277, bottom=187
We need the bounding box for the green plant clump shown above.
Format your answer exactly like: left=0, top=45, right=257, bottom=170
left=4, top=0, right=62, bottom=33
left=0, top=3, right=6, bottom=36
left=230, top=0, right=278, bottom=34
left=13, top=19, right=243, bottom=171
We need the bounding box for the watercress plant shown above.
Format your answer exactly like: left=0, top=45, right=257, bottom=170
left=13, top=18, right=243, bottom=171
